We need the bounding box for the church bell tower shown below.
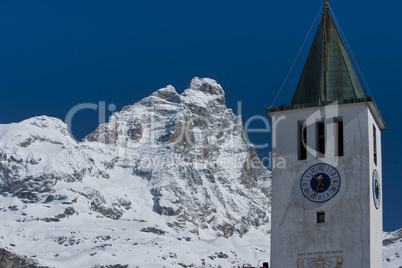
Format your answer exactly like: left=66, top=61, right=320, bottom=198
left=266, top=1, right=385, bottom=267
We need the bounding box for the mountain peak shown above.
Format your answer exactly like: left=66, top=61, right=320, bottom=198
left=188, top=77, right=224, bottom=96
left=181, top=77, right=226, bottom=107
left=151, top=85, right=181, bottom=103
left=22, top=116, right=70, bottom=134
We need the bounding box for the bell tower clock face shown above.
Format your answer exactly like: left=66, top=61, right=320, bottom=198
left=372, top=169, right=381, bottom=209
left=300, top=163, right=341, bottom=203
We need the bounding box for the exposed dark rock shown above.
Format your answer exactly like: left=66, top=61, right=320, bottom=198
left=90, top=201, right=123, bottom=220
left=44, top=194, right=67, bottom=203
left=127, top=121, right=143, bottom=141
left=55, top=207, right=76, bottom=219
left=41, top=217, right=60, bottom=222
left=140, top=227, right=167, bottom=235
left=91, top=265, right=128, bottom=268
left=151, top=86, right=181, bottom=103
left=384, top=229, right=402, bottom=246
left=0, top=248, right=44, bottom=268
left=8, top=205, right=18, bottom=211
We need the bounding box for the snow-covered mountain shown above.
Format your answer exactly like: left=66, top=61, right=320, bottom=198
left=0, top=77, right=400, bottom=267
left=383, top=228, right=402, bottom=267
left=0, top=78, right=271, bottom=267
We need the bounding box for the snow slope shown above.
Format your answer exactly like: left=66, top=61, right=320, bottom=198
left=383, top=228, right=402, bottom=267
left=0, top=78, right=271, bottom=267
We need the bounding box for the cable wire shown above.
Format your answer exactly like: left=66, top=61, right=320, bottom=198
left=270, top=5, right=323, bottom=108
left=329, top=4, right=374, bottom=98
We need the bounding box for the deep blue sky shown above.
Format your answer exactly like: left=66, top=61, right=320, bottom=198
left=1, top=1, right=401, bottom=231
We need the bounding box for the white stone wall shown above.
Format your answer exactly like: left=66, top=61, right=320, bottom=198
left=269, top=102, right=383, bottom=267
left=368, top=111, right=383, bottom=268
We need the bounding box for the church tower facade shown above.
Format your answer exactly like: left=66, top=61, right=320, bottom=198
left=267, top=2, right=385, bottom=267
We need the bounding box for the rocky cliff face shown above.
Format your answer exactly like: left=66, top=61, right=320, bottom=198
left=0, top=78, right=271, bottom=267
left=83, top=77, right=270, bottom=237
left=0, top=248, right=41, bottom=268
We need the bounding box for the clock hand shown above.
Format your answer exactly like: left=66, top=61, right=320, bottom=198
left=313, top=175, right=325, bottom=199
left=311, top=173, right=325, bottom=187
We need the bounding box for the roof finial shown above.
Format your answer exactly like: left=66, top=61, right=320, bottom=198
left=324, top=0, right=329, bottom=9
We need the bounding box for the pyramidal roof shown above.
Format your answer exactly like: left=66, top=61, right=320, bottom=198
left=291, top=2, right=365, bottom=105
left=267, top=1, right=385, bottom=130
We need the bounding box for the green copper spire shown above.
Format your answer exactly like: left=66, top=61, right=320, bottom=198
left=291, top=2, right=365, bottom=105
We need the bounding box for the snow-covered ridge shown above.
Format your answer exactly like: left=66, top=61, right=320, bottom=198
left=1, top=77, right=399, bottom=267
left=0, top=77, right=272, bottom=267
left=383, top=228, right=402, bottom=267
